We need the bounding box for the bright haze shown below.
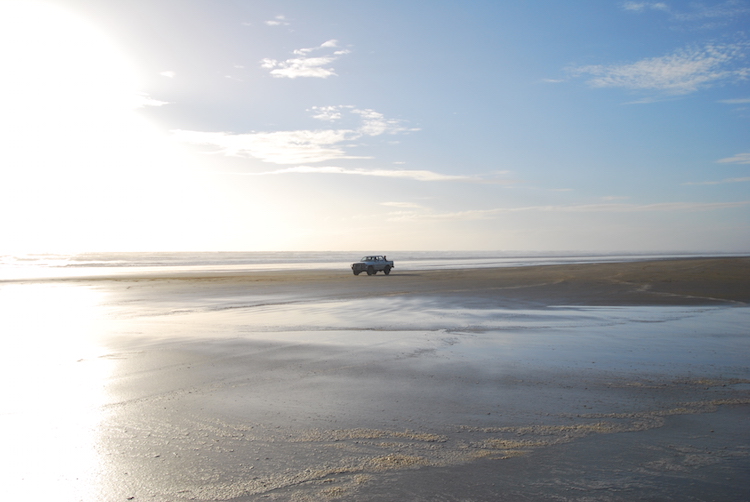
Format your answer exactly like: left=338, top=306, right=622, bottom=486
left=1, top=0, right=749, bottom=253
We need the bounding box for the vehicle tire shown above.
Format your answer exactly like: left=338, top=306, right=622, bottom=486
left=384, top=266, right=391, bottom=275
left=367, top=266, right=374, bottom=276
left=353, top=270, right=360, bottom=275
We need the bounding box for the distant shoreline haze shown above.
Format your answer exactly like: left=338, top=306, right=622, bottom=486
left=1, top=250, right=748, bottom=281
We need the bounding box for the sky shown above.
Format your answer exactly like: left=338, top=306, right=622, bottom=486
left=0, top=0, right=748, bottom=253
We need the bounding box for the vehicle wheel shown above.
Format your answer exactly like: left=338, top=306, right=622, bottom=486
left=367, top=266, right=374, bottom=276
left=384, top=266, right=391, bottom=275
left=353, top=270, right=360, bottom=275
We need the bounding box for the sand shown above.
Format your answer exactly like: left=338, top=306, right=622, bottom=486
left=1, top=257, right=749, bottom=501
left=79, top=255, right=750, bottom=305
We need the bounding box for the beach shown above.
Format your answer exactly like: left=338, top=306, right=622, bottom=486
left=2, top=257, right=749, bottom=501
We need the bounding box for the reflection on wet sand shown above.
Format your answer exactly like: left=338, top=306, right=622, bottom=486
left=0, top=284, right=113, bottom=501
left=1, top=258, right=749, bottom=501
left=93, top=373, right=749, bottom=500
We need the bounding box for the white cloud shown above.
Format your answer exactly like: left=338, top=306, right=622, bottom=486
left=261, top=40, right=349, bottom=79
left=265, top=15, right=289, bottom=27
left=541, top=201, right=750, bottom=212
left=719, top=97, right=750, bottom=103
left=717, top=152, right=750, bottom=164
left=172, top=129, right=360, bottom=164
left=670, top=1, right=750, bottom=25
left=388, top=201, right=750, bottom=221
left=381, top=201, right=425, bottom=208
left=623, top=2, right=669, bottom=13
left=623, top=1, right=750, bottom=27
left=133, top=92, right=168, bottom=107
left=353, top=108, right=414, bottom=136
left=236, top=166, right=485, bottom=182
left=569, top=42, right=749, bottom=95
left=683, top=176, right=750, bottom=185
left=159, top=70, right=175, bottom=78
left=610, top=201, right=750, bottom=210
left=309, top=106, right=419, bottom=134
left=260, top=56, right=338, bottom=79
left=309, top=105, right=345, bottom=121
left=173, top=107, right=418, bottom=164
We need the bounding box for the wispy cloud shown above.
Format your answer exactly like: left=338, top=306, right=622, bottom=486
left=683, top=177, right=750, bottom=185
left=719, top=97, right=750, bottom=103
left=717, top=152, right=750, bottom=164
left=310, top=105, right=345, bottom=121
left=133, top=92, right=168, bottom=108
left=569, top=41, right=749, bottom=95
left=353, top=108, right=415, bottom=136
left=172, top=107, right=417, bottom=164
left=381, top=201, right=425, bottom=208
left=622, top=2, right=669, bottom=13
left=670, top=1, right=750, bottom=27
left=623, top=1, right=750, bottom=28
left=529, top=201, right=750, bottom=212
left=265, top=15, right=290, bottom=26
left=173, top=129, right=362, bottom=164
left=260, top=40, right=350, bottom=79
left=308, top=105, right=421, bottom=140
left=234, top=165, right=499, bottom=183
left=388, top=201, right=750, bottom=221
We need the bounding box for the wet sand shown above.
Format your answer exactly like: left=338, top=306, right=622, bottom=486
left=2, top=257, right=749, bottom=501
left=83, top=255, right=750, bottom=306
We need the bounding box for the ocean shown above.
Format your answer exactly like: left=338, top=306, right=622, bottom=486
left=1, top=250, right=745, bottom=281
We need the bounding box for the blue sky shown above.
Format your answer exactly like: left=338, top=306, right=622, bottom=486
left=1, top=0, right=748, bottom=252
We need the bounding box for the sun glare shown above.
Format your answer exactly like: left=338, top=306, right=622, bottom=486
left=0, top=283, right=113, bottom=500
left=0, top=1, right=210, bottom=253
left=0, top=1, right=140, bottom=152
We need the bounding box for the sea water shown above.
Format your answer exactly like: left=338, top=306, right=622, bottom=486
left=1, top=250, right=745, bottom=281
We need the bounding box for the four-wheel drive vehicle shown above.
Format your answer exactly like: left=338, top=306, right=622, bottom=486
left=351, top=255, right=394, bottom=276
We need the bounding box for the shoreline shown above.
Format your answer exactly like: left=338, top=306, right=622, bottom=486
left=11, top=256, right=748, bottom=307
